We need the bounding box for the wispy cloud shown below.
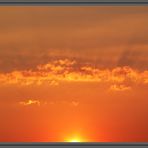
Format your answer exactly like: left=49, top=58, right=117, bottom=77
left=19, top=99, right=41, bottom=106
left=109, top=84, right=131, bottom=92
left=18, top=99, right=79, bottom=107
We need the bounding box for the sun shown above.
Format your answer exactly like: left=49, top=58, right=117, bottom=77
left=68, top=138, right=81, bottom=142
left=65, top=136, right=82, bottom=143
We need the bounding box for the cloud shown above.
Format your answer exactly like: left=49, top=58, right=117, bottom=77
left=142, top=71, right=148, bottom=84
left=19, top=99, right=41, bottom=106
left=0, top=59, right=147, bottom=90
left=18, top=99, right=80, bottom=107
left=109, top=84, right=131, bottom=91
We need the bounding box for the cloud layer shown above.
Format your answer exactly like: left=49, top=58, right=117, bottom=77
left=0, top=59, right=147, bottom=91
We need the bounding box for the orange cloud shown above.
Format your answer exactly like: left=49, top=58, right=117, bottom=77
left=141, top=71, right=148, bottom=84
left=19, top=99, right=41, bottom=106
left=0, top=59, right=148, bottom=90
left=110, top=66, right=140, bottom=83
left=109, top=84, right=131, bottom=91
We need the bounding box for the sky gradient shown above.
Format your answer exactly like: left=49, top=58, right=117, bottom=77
left=0, top=6, right=148, bottom=142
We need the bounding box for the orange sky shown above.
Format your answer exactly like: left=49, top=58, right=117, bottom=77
left=0, top=6, right=148, bottom=142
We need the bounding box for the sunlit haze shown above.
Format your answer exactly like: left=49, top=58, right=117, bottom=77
left=0, top=6, right=148, bottom=142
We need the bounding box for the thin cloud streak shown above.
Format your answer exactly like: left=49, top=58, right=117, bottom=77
left=109, top=84, right=131, bottom=92
left=19, top=99, right=41, bottom=106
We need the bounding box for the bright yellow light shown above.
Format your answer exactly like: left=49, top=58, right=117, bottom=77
left=65, top=136, right=82, bottom=143
left=68, top=139, right=81, bottom=142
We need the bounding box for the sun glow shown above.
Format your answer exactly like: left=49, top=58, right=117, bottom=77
left=65, top=135, right=82, bottom=143
left=68, top=139, right=81, bottom=142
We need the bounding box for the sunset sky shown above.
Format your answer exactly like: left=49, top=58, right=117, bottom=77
left=0, top=6, right=148, bottom=142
